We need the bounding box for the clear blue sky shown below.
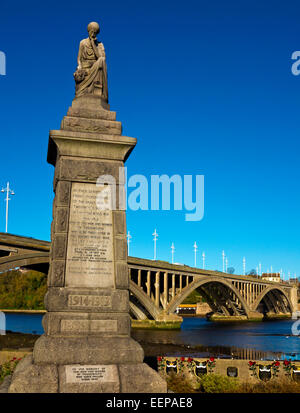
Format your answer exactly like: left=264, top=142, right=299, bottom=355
left=0, top=0, right=300, bottom=277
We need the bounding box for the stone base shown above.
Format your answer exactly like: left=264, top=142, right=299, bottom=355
left=265, top=312, right=291, bottom=320
left=247, top=311, right=264, bottom=321
left=156, top=312, right=183, bottom=323
left=33, top=334, right=144, bottom=365
left=8, top=355, right=167, bottom=393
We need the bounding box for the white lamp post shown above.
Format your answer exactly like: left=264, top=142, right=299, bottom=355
left=1, top=182, right=15, bottom=233
left=127, top=231, right=132, bottom=256
left=202, top=251, right=205, bottom=269
left=171, top=243, right=175, bottom=264
left=243, top=257, right=246, bottom=276
left=222, top=250, right=225, bottom=273
left=152, top=229, right=158, bottom=261
left=194, top=242, right=198, bottom=267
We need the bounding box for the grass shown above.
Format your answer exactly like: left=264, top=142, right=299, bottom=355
left=166, top=373, right=300, bottom=393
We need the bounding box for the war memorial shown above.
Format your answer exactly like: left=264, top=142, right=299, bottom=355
left=0, top=17, right=299, bottom=397
left=8, top=22, right=167, bottom=393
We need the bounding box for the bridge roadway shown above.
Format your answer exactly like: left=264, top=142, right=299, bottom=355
left=0, top=233, right=297, bottom=322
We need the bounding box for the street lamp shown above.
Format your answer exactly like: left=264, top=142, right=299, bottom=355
left=152, top=229, right=158, bottom=261
left=1, top=182, right=15, bottom=233
left=243, top=257, right=246, bottom=276
left=222, top=250, right=225, bottom=273
left=127, top=231, right=132, bottom=256
left=171, top=243, right=175, bottom=264
left=202, top=251, right=205, bottom=269
left=194, top=242, right=198, bottom=267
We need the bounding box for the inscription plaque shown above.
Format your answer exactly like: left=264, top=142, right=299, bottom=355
left=65, top=183, right=114, bottom=288
left=68, top=294, right=112, bottom=308
left=61, top=319, right=118, bottom=333
left=65, top=365, right=118, bottom=383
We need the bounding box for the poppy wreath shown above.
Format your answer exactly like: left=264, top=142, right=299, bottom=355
left=0, top=357, right=23, bottom=382
left=177, top=357, right=186, bottom=372
left=186, top=357, right=195, bottom=374
left=206, top=357, right=216, bottom=373
left=248, top=361, right=258, bottom=377
left=271, top=361, right=280, bottom=377
left=283, top=360, right=295, bottom=377
left=157, top=356, right=165, bottom=370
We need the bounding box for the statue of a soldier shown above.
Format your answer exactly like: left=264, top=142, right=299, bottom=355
left=74, top=22, right=108, bottom=101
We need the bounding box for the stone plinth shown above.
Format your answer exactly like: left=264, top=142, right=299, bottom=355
left=8, top=95, right=167, bottom=393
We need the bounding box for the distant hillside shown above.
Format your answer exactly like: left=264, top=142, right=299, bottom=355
left=0, top=270, right=47, bottom=310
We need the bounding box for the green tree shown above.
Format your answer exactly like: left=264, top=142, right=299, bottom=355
left=0, top=270, right=47, bottom=310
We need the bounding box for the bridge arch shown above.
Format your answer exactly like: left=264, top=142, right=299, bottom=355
left=166, top=276, right=251, bottom=317
left=129, top=281, right=160, bottom=320
left=0, top=253, right=50, bottom=274
left=252, top=286, right=293, bottom=314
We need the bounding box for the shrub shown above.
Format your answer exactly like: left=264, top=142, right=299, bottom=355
left=236, top=378, right=300, bottom=393
left=199, top=374, right=239, bottom=393
left=0, top=270, right=47, bottom=310
left=166, top=372, right=196, bottom=393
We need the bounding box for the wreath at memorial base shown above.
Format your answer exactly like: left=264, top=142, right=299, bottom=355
left=206, top=357, right=216, bottom=373
left=283, top=360, right=295, bottom=377
left=271, top=361, right=280, bottom=377
left=248, top=361, right=258, bottom=377
left=186, top=357, right=195, bottom=373
left=157, top=356, right=165, bottom=370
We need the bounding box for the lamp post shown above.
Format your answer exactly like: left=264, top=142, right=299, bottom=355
left=225, top=257, right=228, bottom=273
left=243, top=257, right=246, bottom=276
left=259, top=262, right=262, bottom=276
left=202, top=251, right=205, bottom=269
left=152, top=229, right=158, bottom=261
left=171, top=243, right=175, bottom=264
left=222, top=250, right=225, bottom=273
left=1, top=182, right=15, bottom=233
left=194, top=242, right=198, bottom=267
left=127, top=231, right=132, bottom=256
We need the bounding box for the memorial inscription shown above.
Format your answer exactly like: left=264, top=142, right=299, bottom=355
left=61, top=319, right=117, bottom=333
left=65, top=365, right=118, bottom=383
left=65, top=183, right=114, bottom=288
left=68, top=294, right=111, bottom=308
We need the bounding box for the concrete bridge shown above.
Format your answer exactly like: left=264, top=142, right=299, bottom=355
left=0, top=233, right=297, bottom=322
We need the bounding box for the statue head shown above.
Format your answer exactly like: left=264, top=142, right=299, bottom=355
left=87, top=22, right=100, bottom=40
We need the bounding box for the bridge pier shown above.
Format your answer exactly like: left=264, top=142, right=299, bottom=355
left=156, top=311, right=183, bottom=323
left=290, top=286, right=298, bottom=314
left=247, top=311, right=264, bottom=321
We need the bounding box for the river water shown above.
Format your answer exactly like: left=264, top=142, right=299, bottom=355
left=3, top=313, right=300, bottom=361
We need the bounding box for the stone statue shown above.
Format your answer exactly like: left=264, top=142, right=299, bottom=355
left=74, top=22, right=108, bottom=101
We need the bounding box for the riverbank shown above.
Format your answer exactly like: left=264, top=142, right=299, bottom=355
left=131, top=320, right=182, bottom=330
left=0, top=309, right=46, bottom=314
left=2, top=314, right=299, bottom=361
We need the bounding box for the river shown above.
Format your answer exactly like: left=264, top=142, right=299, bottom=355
left=3, top=313, right=300, bottom=361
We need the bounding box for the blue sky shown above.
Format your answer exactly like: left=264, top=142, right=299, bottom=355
left=0, top=0, right=300, bottom=276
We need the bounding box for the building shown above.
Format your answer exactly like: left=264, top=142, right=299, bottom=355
left=261, top=273, right=281, bottom=283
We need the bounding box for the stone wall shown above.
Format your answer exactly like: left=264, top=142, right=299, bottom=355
left=158, top=357, right=300, bottom=386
